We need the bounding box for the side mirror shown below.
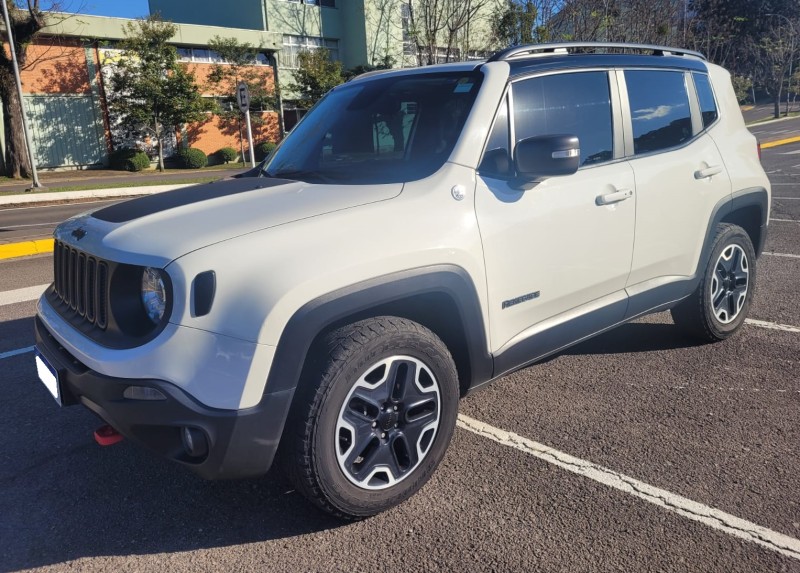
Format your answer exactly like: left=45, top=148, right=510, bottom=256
left=513, top=134, right=580, bottom=188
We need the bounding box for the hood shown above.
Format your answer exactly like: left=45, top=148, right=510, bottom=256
left=54, top=177, right=403, bottom=267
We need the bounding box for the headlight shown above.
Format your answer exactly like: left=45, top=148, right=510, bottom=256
left=141, top=267, right=167, bottom=324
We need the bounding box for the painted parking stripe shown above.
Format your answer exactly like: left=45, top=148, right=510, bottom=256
left=457, top=414, right=800, bottom=561
left=770, top=218, right=799, bottom=223
left=773, top=197, right=800, bottom=200
left=763, top=251, right=800, bottom=259
left=0, top=346, right=34, bottom=361
left=745, top=319, right=800, bottom=333
left=0, top=284, right=49, bottom=307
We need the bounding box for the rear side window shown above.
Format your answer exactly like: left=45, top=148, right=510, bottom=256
left=693, top=73, right=719, bottom=129
left=512, top=72, right=613, bottom=166
left=625, top=70, right=692, bottom=154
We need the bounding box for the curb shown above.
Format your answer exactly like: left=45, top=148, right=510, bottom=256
left=0, top=183, right=193, bottom=207
left=0, top=239, right=54, bottom=260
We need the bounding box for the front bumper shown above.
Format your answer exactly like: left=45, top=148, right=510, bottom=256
left=35, top=316, right=293, bottom=480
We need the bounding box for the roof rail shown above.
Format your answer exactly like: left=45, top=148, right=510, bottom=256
left=487, top=42, right=706, bottom=62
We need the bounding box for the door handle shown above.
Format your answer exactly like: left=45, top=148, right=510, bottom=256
left=596, top=188, right=633, bottom=206
left=694, top=165, right=723, bottom=179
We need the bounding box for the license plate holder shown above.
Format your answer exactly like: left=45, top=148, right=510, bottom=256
left=35, top=351, right=62, bottom=406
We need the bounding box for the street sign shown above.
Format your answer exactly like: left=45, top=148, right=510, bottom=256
left=237, top=82, right=250, bottom=113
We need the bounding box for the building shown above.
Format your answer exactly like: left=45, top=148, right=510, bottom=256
left=150, top=0, right=504, bottom=123
left=2, top=14, right=281, bottom=170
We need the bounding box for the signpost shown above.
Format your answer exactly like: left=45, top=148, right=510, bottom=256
left=238, top=82, right=256, bottom=167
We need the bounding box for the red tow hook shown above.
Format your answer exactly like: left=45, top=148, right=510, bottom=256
left=93, top=424, right=124, bottom=446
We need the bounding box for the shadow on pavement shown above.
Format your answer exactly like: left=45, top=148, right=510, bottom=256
left=559, top=321, right=707, bottom=357
left=0, top=327, right=344, bottom=572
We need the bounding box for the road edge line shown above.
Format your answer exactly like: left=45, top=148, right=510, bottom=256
left=456, top=414, right=800, bottom=561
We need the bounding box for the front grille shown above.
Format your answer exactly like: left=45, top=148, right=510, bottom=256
left=53, top=240, right=109, bottom=329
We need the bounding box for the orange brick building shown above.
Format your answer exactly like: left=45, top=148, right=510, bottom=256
left=4, top=14, right=282, bottom=169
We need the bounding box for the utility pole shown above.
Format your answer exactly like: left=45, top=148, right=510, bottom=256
left=1, top=0, right=43, bottom=190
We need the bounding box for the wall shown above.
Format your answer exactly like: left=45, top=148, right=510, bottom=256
left=148, top=0, right=267, bottom=31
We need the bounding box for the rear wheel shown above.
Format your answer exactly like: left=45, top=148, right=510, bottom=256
left=671, top=223, right=756, bottom=342
left=281, top=316, right=459, bottom=519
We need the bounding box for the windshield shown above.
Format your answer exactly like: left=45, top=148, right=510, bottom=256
left=264, top=71, right=483, bottom=184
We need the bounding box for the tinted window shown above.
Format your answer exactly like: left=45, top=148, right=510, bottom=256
left=693, top=72, right=718, bottom=129
left=512, top=72, right=613, bottom=166
left=625, top=70, right=692, bottom=154
left=478, top=96, right=511, bottom=177
left=265, top=72, right=482, bottom=184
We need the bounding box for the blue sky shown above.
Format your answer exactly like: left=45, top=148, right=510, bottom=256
left=40, top=0, right=150, bottom=18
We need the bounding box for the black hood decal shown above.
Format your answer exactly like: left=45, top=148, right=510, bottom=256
left=91, top=177, right=292, bottom=224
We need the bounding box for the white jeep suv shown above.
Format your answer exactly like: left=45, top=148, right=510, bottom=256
left=34, top=43, right=770, bottom=519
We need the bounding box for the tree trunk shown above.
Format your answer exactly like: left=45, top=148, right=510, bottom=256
left=0, top=65, right=32, bottom=179
left=774, top=90, right=782, bottom=119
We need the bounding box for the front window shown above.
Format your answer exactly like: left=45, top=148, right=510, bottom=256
left=264, top=72, right=483, bottom=184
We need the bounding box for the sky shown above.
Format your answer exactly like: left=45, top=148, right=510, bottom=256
left=39, top=0, right=150, bottom=19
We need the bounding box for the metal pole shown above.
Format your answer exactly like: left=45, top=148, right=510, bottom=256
left=1, top=1, right=42, bottom=188
left=244, top=108, right=256, bottom=167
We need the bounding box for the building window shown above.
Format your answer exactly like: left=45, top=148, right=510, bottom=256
left=281, top=35, right=339, bottom=69
left=285, top=0, right=336, bottom=7
left=401, top=3, right=415, bottom=56
left=176, top=47, right=270, bottom=66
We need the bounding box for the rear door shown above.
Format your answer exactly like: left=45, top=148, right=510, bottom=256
left=620, top=69, right=732, bottom=288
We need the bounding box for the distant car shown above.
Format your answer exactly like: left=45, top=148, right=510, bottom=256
left=35, top=42, right=770, bottom=520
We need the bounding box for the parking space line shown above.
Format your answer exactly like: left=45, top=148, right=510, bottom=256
left=763, top=251, right=800, bottom=259
left=774, top=197, right=800, bottom=200
left=457, top=414, right=800, bottom=561
left=745, top=319, right=800, bottom=333
left=770, top=218, right=799, bottom=223
left=0, top=284, right=49, bottom=307
left=0, top=346, right=34, bottom=361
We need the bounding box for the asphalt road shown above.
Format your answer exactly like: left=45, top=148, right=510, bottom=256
left=749, top=115, right=800, bottom=145
left=0, top=200, right=121, bottom=245
left=0, top=144, right=798, bottom=572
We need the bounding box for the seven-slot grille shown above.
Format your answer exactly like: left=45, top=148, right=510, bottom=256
left=53, top=240, right=109, bottom=329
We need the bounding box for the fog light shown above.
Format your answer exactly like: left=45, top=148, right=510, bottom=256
left=182, top=427, right=209, bottom=459
left=123, top=386, right=166, bottom=401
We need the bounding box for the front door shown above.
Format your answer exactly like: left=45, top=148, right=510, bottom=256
left=475, top=71, right=636, bottom=354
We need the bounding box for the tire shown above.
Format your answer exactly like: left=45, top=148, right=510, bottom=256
left=280, top=316, right=459, bottom=519
left=671, top=223, right=756, bottom=342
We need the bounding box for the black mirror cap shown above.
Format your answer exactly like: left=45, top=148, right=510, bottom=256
left=514, top=134, right=580, bottom=186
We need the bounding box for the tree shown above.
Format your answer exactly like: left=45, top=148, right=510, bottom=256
left=492, top=0, right=538, bottom=46
left=106, top=15, right=211, bottom=171
left=206, top=35, right=279, bottom=158
left=0, top=0, right=46, bottom=179
left=287, top=49, right=343, bottom=108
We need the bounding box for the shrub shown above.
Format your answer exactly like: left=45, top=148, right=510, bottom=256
left=109, top=148, right=150, bottom=172
left=255, top=141, right=277, bottom=161
left=176, top=147, right=208, bottom=169
left=216, top=146, right=238, bottom=164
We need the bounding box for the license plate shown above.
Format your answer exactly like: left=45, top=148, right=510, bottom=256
left=35, top=352, right=61, bottom=406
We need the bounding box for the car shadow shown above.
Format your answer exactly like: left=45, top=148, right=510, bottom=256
left=0, top=317, right=346, bottom=571
left=541, top=320, right=708, bottom=364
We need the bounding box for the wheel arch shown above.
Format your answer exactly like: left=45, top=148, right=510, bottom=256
left=264, top=265, right=494, bottom=403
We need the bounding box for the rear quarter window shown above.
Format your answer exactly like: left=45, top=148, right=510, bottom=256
left=692, top=72, right=719, bottom=129
left=625, top=70, right=692, bottom=155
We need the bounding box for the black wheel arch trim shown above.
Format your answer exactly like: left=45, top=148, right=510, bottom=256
left=264, top=265, right=494, bottom=398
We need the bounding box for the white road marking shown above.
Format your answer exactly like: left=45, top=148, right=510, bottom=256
left=745, top=318, right=800, bottom=333
left=773, top=197, right=800, bottom=200
left=0, top=199, right=118, bottom=212
left=0, top=222, right=59, bottom=229
left=0, top=284, right=49, bottom=307
left=770, top=218, right=799, bottom=223
left=763, top=251, right=800, bottom=259
left=457, top=414, right=800, bottom=561
left=771, top=182, right=799, bottom=185
left=0, top=346, right=34, bottom=361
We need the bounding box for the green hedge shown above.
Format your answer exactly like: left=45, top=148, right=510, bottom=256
left=176, top=147, right=208, bottom=169
left=216, top=147, right=238, bottom=164
left=255, top=141, right=277, bottom=161
left=109, top=148, right=150, bottom=172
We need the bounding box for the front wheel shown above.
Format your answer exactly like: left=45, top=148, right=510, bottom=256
left=671, top=223, right=756, bottom=342
left=280, top=316, right=459, bottom=519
